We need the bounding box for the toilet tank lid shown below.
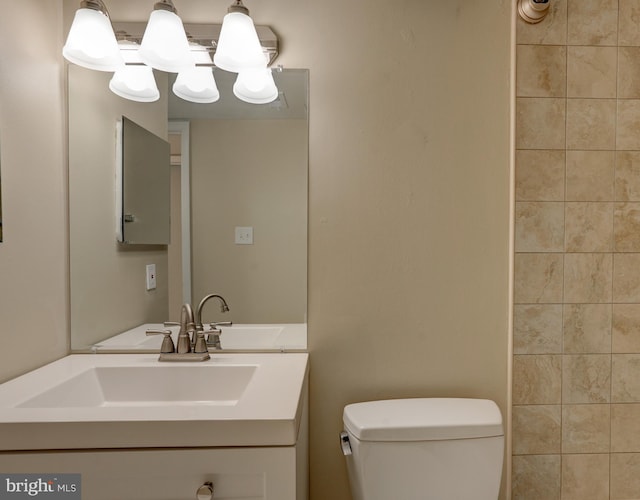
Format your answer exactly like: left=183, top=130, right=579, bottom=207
left=343, top=398, right=503, bottom=442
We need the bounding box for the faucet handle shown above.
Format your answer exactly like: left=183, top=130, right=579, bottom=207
left=163, top=321, right=180, bottom=328
left=193, top=330, right=209, bottom=354
left=145, top=329, right=175, bottom=353
left=209, top=321, right=232, bottom=328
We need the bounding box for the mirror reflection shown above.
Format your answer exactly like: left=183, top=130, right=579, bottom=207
left=117, top=116, right=171, bottom=245
left=68, top=66, right=308, bottom=351
left=0, top=142, right=3, bottom=243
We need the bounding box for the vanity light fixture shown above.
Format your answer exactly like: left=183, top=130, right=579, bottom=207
left=63, top=0, right=123, bottom=71
left=139, top=0, right=194, bottom=73
left=214, top=0, right=267, bottom=73
left=173, top=46, right=220, bottom=103
left=109, top=65, right=160, bottom=102
left=233, top=67, right=279, bottom=104
left=64, top=1, right=280, bottom=105
left=109, top=41, right=160, bottom=102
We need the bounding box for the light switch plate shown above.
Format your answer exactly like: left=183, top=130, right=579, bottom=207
left=146, top=264, right=157, bottom=290
left=235, top=226, right=253, bottom=245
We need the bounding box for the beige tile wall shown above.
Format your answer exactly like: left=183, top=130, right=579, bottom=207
left=514, top=0, right=640, bottom=498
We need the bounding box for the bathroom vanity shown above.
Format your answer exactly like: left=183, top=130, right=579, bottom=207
left=0, top=353, right=309, bottom=499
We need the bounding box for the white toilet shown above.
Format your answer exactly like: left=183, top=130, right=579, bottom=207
left=341, top=398, right=504, bottom=500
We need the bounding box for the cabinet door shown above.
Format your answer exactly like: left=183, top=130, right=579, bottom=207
left=0, top=447, right=298, bottom=500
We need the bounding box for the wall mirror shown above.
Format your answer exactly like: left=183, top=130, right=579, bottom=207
left=68, top=65, right=308, bottom=352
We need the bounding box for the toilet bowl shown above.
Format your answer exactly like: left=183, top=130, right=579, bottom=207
left=341, top=398, right=504, bottom=500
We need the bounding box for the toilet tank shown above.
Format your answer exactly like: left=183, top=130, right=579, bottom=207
left=341, top=398, right=504, bottom=500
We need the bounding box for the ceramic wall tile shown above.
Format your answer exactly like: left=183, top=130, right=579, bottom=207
left=516, top=150, right=566, bottom=201
left=618, top=47, right=640, bottom=97
left=515, top=2, right=640, bottom=497
left=567, top=46, right=617, bottom=98
left=517, top=45, right=567, bottom=98
left=517, top=0, right=567, bottom=45
left=514, top=253, right=564, bottom=304
left=565, top=202, right=613, bottom=252
left=514, top=304, right=563, bottom=354
left=611, top=453, right=640, bottom=500
left=617, top=100, right=640, bottom=149
left=513, top=405, right=562, bottom=454
left=616, top=151, right=640, bottom=201
left=613, top=253, right=640, bottom=302
left=566, top=151, right=615, bottom=201
left=612, top=354, right=640, bottom=402
left=612, top=404, right=640, bottom=451
left=614, top=203, right=640, bottom=251
left=562, top=404, right=611, bottom=453
left=516, top=202, right=565, bottom=252
left=566, top=99, right=616, bottom=150
left=513, top=355, right=562, bottom=404
left=563, top=304, right=612, bottom=353
left=512, top=454, right=561, bottom=500
left=564, top=253, right=613, bottom=303
left=567, top=0, right=618, bottom=46
left=613, top=304, right=640, bottom=352
left=561, top=454, right=610, bottom=500
left=563, top=354, right=611, bottom=403
left=517, top=98, right=566, bottom=149
left=619, top=0, right=640, bottom=46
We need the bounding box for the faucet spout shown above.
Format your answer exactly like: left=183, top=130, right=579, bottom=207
left=195, top=294, right=230, bottom=329
left=195, top=294, right=230, bottom=350
left=176, top=303, right=195, bottom=354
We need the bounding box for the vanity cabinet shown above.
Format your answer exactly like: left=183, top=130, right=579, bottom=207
left=0, top=353, right=309, bottom=499
left=0, top=445, right=307, bottom=499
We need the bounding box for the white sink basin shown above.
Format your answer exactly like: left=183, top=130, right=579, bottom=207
left=220, top=325, right=283, bottom=349
left=93, top=323, right=307, bottom=351
left=0, top=353, right=308, bottom=451
left=18, top=365, right=256, bottom=408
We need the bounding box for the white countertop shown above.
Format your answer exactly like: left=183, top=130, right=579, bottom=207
left=0, top=353, right=308, bottom=451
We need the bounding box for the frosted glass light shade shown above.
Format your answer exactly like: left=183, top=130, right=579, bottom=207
left=109, top=65, right=160, bottom=102
left=173, top=67, right=220, bottom=104
left=139, top=9, right=194, bottom=73
left=63, top=8, right=124, bottom=71
left=233, top=68, right=278, bottom=104
left=213, top=12, right=266, bottom=73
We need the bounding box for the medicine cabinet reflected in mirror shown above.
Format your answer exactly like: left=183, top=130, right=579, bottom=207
left=116, top=116, right=171, bottom=245
left=68, top=65, right=308, bottom=352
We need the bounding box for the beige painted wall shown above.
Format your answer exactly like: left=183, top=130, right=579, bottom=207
left=67, top=65, right=169, bottom=348
left=0, top=1, right=68, bottom=381
left=190, top=119, right=307, bottom=324
left=0, top=1, right=511, bottom=499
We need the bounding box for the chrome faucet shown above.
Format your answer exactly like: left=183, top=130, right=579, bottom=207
left=176, top=303, right=195, bottom=354
left=195, top=294, right=231, bottom=349
left=146, top=303, right=210, bottom=361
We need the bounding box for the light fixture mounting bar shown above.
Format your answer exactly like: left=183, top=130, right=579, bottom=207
left=111, top=21, right=279, bottom=67
left=80, top=0, right=109, bottom=14
left=227, top=0, right=250, bottom=15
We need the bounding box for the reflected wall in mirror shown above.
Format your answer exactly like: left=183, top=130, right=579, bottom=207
left=0, top=140, right=3, bottom=242
left=68, top=65, right=308, bottom=351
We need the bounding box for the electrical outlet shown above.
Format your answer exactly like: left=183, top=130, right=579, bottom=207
left=235, top=226, right=253, bottom=245
left=146, top=264, right=157, bottom=290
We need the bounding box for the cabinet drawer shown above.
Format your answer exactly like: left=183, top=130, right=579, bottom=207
left=0, top=447, right=298, bottom=500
